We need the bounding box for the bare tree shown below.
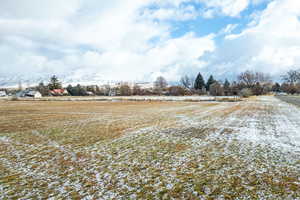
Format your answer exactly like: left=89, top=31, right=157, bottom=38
left=36, top=82, right=49, bottom=96
left=238, top=70, right=272, bottom=88
left=281, top=83, right=298, bottom=94
left=256, top=72, right=272, bottom=83
left=154, top=76, right=167, bottom=94
left=120, top=83, right=132, bottom=96
left=103, top=84, right=111, bottom=96
left=18, top=81, right=23, bottom=91
left=180, top=75, right=192, bottom=89
left=282, top=69, right=300, bottom=84
left=132, top=84, right=142, bottom=95
left=238, top=71, right=255, bottom=88
left=296, top=83, right=300, bottom=94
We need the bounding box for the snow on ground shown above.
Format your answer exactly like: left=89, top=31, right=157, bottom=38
left=0, top=96, right=299, bottom=199
left=235, top=97, right=300, bottom=152
left=16, top=95, right=240, bottom=102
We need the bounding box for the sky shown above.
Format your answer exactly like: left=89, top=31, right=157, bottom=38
left=0, top=0, right=300, bottom=85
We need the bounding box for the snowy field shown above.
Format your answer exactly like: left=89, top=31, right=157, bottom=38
left=276, top=95, right=300, bottom=107
left=14, top=95, right=241, bottom=102
left=0, top=96, right=299, bottom=199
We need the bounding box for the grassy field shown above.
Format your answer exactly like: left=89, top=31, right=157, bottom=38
left=0, top=97, right=299, bottom=199
left=276, top=95, right=300, bottom=107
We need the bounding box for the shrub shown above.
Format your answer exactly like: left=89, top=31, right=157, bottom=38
left=10, top=96, right=19, bottom=101
left=239, top=88, right=252, bottom=98
left=167, top=86, right=187, bottom=96
left=119, top=84, right=132, bottom=96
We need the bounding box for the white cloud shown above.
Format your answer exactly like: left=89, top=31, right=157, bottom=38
left=0, top=0, right=80, bottom=20
left=61, top=33, right=215, bottom=81
left=251, top=0, right=270, bottom=6
left=200, top=0, right=250, bottom=18
left=0, top=0, right=217, bottom=84
left=141, top=5, right=198, bottom=21
left=204, top=0, right=300, bottom=78
left=220, top=24, right=239, bottom=34
left=2, top=0, right=293, bottom=86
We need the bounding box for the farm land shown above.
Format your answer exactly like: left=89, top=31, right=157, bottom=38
left=0, top=96, right=299, bottom=199
left=276, top=95, right=300, bottom=107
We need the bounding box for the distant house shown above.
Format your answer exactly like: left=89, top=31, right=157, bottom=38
left=109, top=87, right=121, bottom=96
left=16, top=91, right=25, bottom=97
left=50, top=89, right=69, bottom=96
left=86, top=91, right=95, bottom=96
left=26, top=91, right=42, bottom=98
left=276, top=92, right=288, bottom=96
left=0, top=91, right=7, bottom=97
left=16, top=90, right=42, bottom=98
left=136, top=82, right=154, bottom=89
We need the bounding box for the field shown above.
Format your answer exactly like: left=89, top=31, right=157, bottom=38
left=1, top=95, right=241, bottom=102
left=0, top=96, right=299, bottom=199
left=276, top=95, right=300, bottom=107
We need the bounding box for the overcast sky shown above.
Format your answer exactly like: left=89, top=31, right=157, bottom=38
left=0, top=0, right=300, bottom=83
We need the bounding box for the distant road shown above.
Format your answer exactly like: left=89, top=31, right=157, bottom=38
left=276, top=95, right=300, bottom=107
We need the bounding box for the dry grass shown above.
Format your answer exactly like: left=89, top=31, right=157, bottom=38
left=0, top=100, right=195, bottom=133
left=0, top=97, right=299, bottom=199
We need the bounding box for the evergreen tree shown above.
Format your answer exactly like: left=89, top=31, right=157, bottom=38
left=272, top=82, right=281, bottom=92
left=66, top=84, right=87, bottom=96
left=224, top=79, right=230, bottom=88
left=66, top=85, right=74, bottom=95
left=194, top=73, right=205, bottom=90
left=206, top=75, right=215, bottom=91
left=48, top=75, right=62, bottom=90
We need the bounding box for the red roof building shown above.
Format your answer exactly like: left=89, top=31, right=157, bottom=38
left=50, top=89, right=69, bottom=96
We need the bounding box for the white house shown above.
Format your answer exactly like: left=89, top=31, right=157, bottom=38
left=16, top=90, right=42, bottom=98
left=0, top=91, right=7, bottom=97
left=86, top=91, right=95, bottom=96
left=136, top=82, right=154, bottom=89
left=26, top=91, right=42, bottom=98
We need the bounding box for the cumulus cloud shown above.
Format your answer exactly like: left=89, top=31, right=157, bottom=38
left=142, top=5, right=198, bottom=21
left=200, top=0, right=250, bottom=18
left=0, top=0, right=218, bottom=84
left=203, top=0, right=300, bottom=79
left=0, top=0, right=80, bottom=20
left=219, top=24, right=239, bottom=34
left=0, top=0, right=296, bottom=86
left=61, top=33, right=215, bottom=81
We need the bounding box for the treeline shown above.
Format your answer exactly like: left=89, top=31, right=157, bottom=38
left=154, top=71, right=274, bottom=97
left=35, top=76, right=103, bottom=96
left=158, top=69, right=300, bottom=97
left=32, top=69, right=300, bottom=97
